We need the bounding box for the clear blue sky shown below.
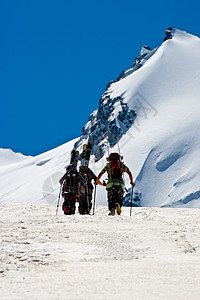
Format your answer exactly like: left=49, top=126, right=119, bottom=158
left=1, top=0, right=200, bottom=156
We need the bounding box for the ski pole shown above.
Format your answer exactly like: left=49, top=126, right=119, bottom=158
left=86, top=184, right=90, bottom=214
left=56, top=184, right=62, bottom=216
left=104, top=135, right=110, bottom=156
left=93, top=184, right=97, bottom=215
left=117, top=138, right=121, bottom=157
left=130, top=185, right=134, bottom=217
left=117, top=136, right=127, bottom=192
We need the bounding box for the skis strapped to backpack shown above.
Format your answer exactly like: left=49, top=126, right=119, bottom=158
left=70, top=149, right=79, bottom=167
left=79, top=143, right=93, bottom=214
left=81, top=143, right=92, bottom=167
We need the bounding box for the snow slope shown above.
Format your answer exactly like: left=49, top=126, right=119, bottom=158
left=75, top=28, right=200, bottom=208
left=1, top=28, right=200, bottom=208
left=1, top=204, right=200, bottom=299
left=0, top=139, right=78, bottom=204
left=111, top=28, right=200, bottom=208
left=0, top=149, right=31, bottom=167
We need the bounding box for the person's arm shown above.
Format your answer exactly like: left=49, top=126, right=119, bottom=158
left=126, top=169, right=135, bottom=187
left=96, top=171, right=106, bottom=187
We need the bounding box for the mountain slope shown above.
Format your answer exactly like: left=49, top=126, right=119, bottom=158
left=0, top=139, right=77, bottom=204
left=1, top=27, right=200, bottom=207
left=0, top=148, right=31, bottom=167
left=74, top=27, right=200, bottom=208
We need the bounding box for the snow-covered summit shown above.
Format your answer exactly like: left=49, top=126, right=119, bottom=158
left=1, top=27, right=200, bottom=208
left=74, top=27, right=200, bottom=208
left=74, top=28, right=200, bottom=159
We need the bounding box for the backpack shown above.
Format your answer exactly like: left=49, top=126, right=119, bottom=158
left=108, top=153, right=123, bottom=179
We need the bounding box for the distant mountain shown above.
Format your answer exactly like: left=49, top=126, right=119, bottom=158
left=0, top=148, right=31, bottom=166
left=1, top=27, right=200, bottom=208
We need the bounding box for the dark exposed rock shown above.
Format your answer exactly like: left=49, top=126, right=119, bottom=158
left=163, top=26, right=175, bottom=42
left=74, top=93, right=137, bottom=162
left=131, top=46, right=152, bottom=70
left=74, top=28, right=175, bottom=161
left=117, top=71, right=125, bottom=81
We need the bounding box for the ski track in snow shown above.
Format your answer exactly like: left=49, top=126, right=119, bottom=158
left=0, top=204, right=200, bottom=300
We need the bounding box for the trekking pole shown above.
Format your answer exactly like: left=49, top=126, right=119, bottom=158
left=86, top=184, right=90, bottom=214
left=130, top=185, right=134, bottom=217
left=93, top=184, right=97, bottom=215
left=117, top=138, right=121, bottom=157
left=117, top=137, right=127, bottom=192
left=56, top=184, right=62, bottom=216
left=104, top=135, right=110, bottom=156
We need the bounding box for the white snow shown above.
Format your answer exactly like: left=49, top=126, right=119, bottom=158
left=1, top=28, right=200, bottom=299
left=1, top=204, right=200, bottom=299
left=0, top=149, right=31, bottom=167
left=0, top=139, right=78, bottom=204
left=0, top=28, right=200, bottom=208
left=95, top=28, right=200, bottom=208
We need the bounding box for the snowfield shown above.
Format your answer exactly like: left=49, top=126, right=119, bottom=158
left=1, top=28, right=200, bottom=208
left=1, top=204, right=200, bottom=299
left=1, top=28, right=200, bottom=298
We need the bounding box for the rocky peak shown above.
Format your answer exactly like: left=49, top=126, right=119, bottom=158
left=139, top=45, right=152, bottom=56
left=163, top=26, right=176, bottom=42
left=74, top=27, right=176, bottom=162
left=74, top=92, right=136, bottom=162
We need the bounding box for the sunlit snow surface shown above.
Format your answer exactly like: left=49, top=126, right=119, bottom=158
left=0, top=204, right=200, bottom=299
left=1, top=29, right=200, bottom=207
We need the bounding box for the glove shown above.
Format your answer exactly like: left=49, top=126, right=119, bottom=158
left=130, top=182, right=135, bottom=187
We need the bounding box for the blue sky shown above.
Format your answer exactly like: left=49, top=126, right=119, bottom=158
left=1, top=0, right=200, bottom=156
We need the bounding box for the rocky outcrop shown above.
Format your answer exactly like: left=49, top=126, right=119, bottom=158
left=74, top=93, right=136, bottom=161
left=74, top=43, right=158, bottom=161
left=163, top=26, right=176, bottom=42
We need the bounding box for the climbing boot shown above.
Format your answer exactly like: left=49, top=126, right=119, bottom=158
left=108, top=208, right=115, bottom=216
left=116, top=203, right=121, bottom=215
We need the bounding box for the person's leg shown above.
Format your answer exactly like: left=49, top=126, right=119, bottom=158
left=62, top=192, right=70, bottom=215
left=107, top=188, right=116, bottom=215
left=69, top=194, right=76, bottom=215
left=78, top=195, right=86, bottom=214
left=115, top=187, right=124, bottom=215
left=88, top=189, right=93, bottom=213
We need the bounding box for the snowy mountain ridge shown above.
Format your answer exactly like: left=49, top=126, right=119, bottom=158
left=1, top=27, right=200, bottom=208
left=0, top=148, right=31, bottom=167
